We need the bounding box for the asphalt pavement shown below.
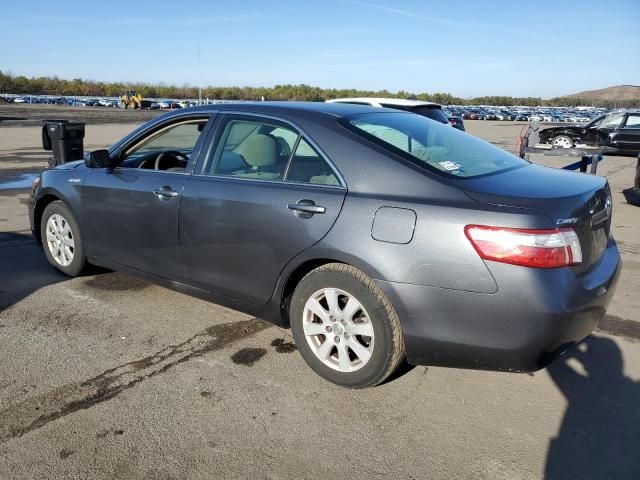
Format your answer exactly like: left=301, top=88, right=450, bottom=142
left=1, top=110, right=638, bottom=479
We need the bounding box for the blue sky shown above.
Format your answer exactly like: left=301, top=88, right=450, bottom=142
left=1, top=0, right=638, bottom=97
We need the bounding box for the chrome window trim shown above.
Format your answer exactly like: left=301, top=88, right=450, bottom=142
left=190, top=172, right=347, bottom=191
left=110, top=166, right=192, bottom=176
left=200, top=111, right=347, bottom=189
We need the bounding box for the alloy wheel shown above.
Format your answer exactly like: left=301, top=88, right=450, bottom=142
left=45, top=213, right=75, bottom=266
left=552, top=136, right=573, bottom=148
left=302, top=288, right=374, bottom=372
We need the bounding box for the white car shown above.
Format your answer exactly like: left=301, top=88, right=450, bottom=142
left=97, top=99, right=115, bottom=107
left=12, top=97, right=26, bottom=103
left=327, top=97, right=450, bottom=124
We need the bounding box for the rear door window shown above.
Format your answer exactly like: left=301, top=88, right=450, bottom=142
left=205, top=116, right=342, bottom=186
left=207, top=118, right=296, bottom=180
left=285, top=138, right=340, bottom=186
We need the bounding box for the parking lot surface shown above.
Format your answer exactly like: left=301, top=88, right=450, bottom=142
left=1, top=106, right=639, bottom=479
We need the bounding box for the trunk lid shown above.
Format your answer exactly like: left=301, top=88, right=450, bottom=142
left=461, top=164, right=611, bottom=274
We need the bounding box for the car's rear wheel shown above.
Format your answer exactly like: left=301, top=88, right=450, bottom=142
left=290, top=263, right=405, bottom=388
left=551, top=135, right=573, bottom=149
left=40, top=201, right=86, bottom=277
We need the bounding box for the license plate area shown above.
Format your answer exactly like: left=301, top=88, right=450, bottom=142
left=592, top=226, right=607, bottom=261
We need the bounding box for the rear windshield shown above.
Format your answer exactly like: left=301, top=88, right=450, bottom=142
left=342, top=112, right=528, bottom=178
left=410, top=105, right=449, bottom=123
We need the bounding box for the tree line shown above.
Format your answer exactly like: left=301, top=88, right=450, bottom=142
left=1, top=71, right=638, bottom=108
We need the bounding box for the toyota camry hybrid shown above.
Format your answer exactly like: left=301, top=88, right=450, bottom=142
left=29, top=102, right=621, bottom=388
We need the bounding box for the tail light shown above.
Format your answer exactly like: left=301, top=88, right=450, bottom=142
left=465, top=225, right=582, bottom=268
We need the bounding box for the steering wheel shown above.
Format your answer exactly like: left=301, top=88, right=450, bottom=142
left=154, top=150, right=189, bottom=170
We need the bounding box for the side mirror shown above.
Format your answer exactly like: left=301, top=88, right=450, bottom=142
left=84, top=149, right=116, bottom=169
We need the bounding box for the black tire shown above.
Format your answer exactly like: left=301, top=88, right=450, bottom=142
left=634, top=157, right=640, bottom=195
left=290, top=263, right=405, bottom=388
left=40, top=201, right=87, bottom=277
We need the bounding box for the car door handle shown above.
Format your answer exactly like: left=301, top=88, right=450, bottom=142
left=153, top=187, right=179, bottom=199
left=288, top=201, right=326, bottom=215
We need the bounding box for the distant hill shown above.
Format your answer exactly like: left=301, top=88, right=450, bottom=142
left=562, top=85, right=640, bottom=101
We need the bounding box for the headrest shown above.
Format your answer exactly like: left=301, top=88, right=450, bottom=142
left=239, top=134, right=278, bottom=167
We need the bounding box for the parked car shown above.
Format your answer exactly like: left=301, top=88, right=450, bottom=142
left=446, top=114, right=465, bottom=131
left=29, top=102, right=620, bottom=388
left=327, top=97, right=450, bottom=124
left=539, top=110, right=640, bottom=155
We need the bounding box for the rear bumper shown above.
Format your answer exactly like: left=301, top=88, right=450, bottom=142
left=376, top=237, right=621, bottom=372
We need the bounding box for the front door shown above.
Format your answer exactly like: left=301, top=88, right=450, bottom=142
left=180, top=114, right=347, bottom=304
left=82, top=116, right=212, bottom=280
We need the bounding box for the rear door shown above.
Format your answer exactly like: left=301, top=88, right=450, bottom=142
left=180, top=113, right=347, bottom=304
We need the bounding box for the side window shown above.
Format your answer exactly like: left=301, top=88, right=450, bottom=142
left=624, top=115, right=640, bottom=128
left=121, top=119, right=207, bottom=170
left=124, top=121, right=206, bottom=161
left=209, top=119, right=296, bottom=181
left=285, top=138, right=340, bottom=186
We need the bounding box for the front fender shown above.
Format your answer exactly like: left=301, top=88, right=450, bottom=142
left=31, top=167, right=88, bottom=241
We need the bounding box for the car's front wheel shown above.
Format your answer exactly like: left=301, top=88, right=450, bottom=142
left=290, top=263, right=405, bottom=388
left=551, top=135, right=574, bottom=149
left=40, top=201, right=87, bottom=277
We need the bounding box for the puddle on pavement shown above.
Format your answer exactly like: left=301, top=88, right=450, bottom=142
left=0, top=173, right=38, bottom=190
left=231, top=347, right=267, bottom=366
left=271, top=338, right=297, bottom=353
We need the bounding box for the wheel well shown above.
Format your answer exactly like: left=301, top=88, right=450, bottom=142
left=280, top=258, right=344, bottom=327
left=33, top=194, right=60, bottom=243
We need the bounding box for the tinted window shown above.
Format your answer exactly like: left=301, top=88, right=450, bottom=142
left=124, top=121, right=206, bottom=162
left=343, top=112, right=528, bottom=178
left=410, top=106, right=449, bottom=124
left=624, top=115, right=640, bottom=128
left=380, top=103, right=411, bottom=111
left=285, top=138, right=340, bottom=186
left=209, top=119, right=295, bottom=181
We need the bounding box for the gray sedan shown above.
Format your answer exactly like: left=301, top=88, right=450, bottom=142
left=29, top=102, right=621, bottom=388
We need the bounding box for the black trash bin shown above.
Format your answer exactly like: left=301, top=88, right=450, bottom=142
left=42, top=119, right=85, bottom=167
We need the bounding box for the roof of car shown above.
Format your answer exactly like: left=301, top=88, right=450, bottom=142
left=327, top=97, right=441, bottom=108
left=163, top=101, right=392, bottom=119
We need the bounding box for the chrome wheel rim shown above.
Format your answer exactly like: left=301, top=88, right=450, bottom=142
left=302, top=288, right=374, bottom=372
left=552, top=136, right=572, bottom=148
left=45, top=214, right=74, bottom=267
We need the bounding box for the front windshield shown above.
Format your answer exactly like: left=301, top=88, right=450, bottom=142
left=598, top=112, right=625, bottom=129
left=342, top=112, right=528, bottom=178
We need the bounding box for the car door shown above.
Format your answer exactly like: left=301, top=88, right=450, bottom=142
left=614, top=113, right=640, bottom=153
left=82, top=115, right=213, bottom=281
left=180, top=114, right=347, bottom=304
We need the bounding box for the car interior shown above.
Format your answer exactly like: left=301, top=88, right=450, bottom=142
left=118, top=120, right=208, bottom=172
left=210, top=120, right=339, bottom=185
left=116, top=117, right=340, bottom=185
